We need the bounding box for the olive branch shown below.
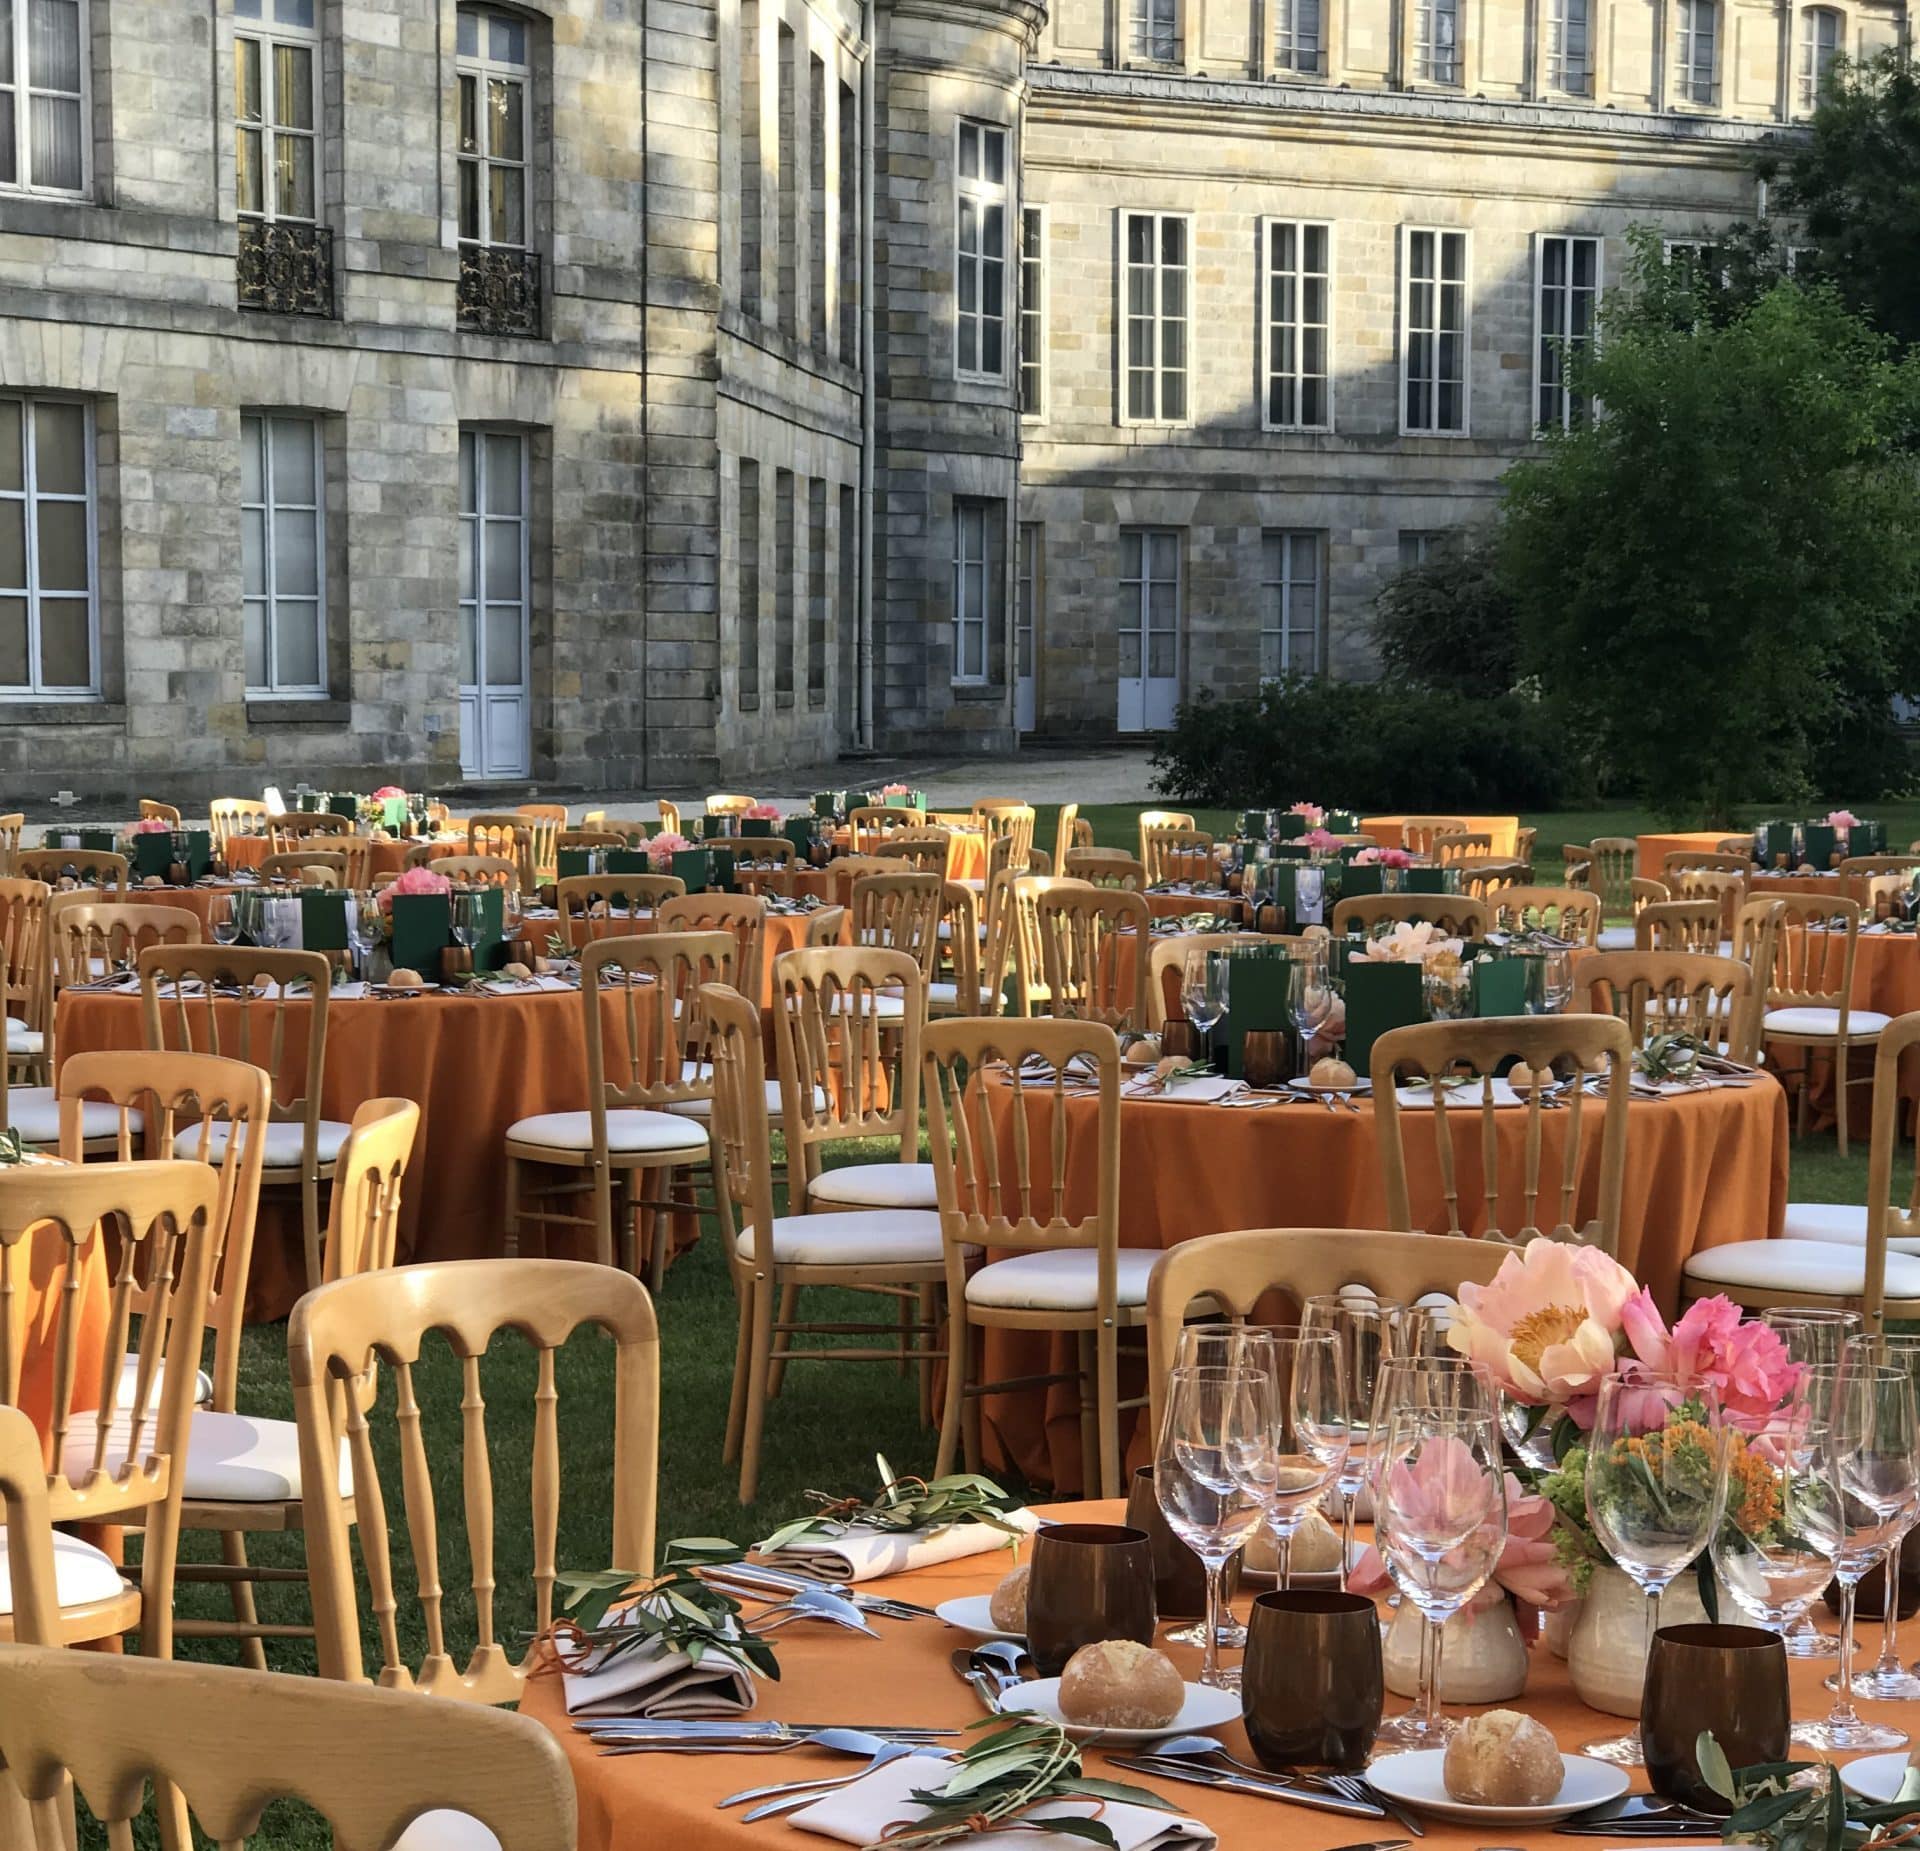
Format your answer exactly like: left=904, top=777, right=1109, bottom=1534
left=759, top=1453, right=1025, bottom=1553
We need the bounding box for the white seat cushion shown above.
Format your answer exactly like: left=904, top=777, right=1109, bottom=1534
left=172, top=1119, right=352, bottom=1170
left=1763, top=1007, right=1892, bottom=1038
left=1596, top=926, right=1637, bottom=951
left=807, top=1162, right=941, bottom=1210
left=0, top=1530, right=127, bottom=1617
left=1683, top=1238, right=1920, bottom=1298
left=8, top=1087, right=139, bottom=1146
left=393, top=1815, right=503, bottom=1851
left=733, top=1209, right=947, bottom=1267
left=115, top=1354, right=212, bottom=1419
left=826, top=990, right=907, bottom=1021
left=4, top=1019, right=41, bottom=1055
left=966, top=1246, right=1162, bottom=1312
left=506, top=1108, right=709, bottom=1156
left=1780, top=1201, right=1920, bottom=1255
left=179, top=1411, right=353, bottom=1503
left=668, top=1063, right=826, bottom=1123
left=927, top=980, right=1000, bottom=1010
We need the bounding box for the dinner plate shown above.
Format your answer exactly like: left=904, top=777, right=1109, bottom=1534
left=934, top=1595, right=1024, bottom=1642
left=1841, top=1751, right=1915, bottom=1805
left=993, top=1677, right=1240, bottom=1743
left=1365, top=1749, right=1630, bottom=1824
left=1286, top=1077, right=1372, bottom=1097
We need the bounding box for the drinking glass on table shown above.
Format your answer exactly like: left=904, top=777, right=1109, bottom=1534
left=1181, top=949, right=1229, bottom=1047
left=1289, top=943, right=1333, bottom=1069
left=211, top=897, right=239, bottom=949
left=451, top=889, right=483, bottom=958
left=1539, top=946, right=1574, bottom=1015
left=1247, top=1325, right=1348, bottom=1592
left=1302, top=1293, right=1405, bottom=1587
left=1837, top=1335, right=1920, bottom=1707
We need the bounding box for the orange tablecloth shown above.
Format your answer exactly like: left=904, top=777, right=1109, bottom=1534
left=1362, top=815, right=1521, bottom=857
left=1751, top=870, right=1874, bottom=908
left=522, top=1494, right=1902, bottom=1851
left=55, top=985, right=650, bottom=1321
left=980, top=1078, right=1786, bottom=1489
left=221, top=836, right=461, bottom=877
left=1637, top=832, right=1737, bottom=880
left=823, top=829, right=989, bottom=882
left=12, top=1212, right=110, bottom=1442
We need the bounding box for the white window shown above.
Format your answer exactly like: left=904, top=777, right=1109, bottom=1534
left=955, top=121, right=1008, bottom=380
left=1132, top=0, right=1179, bottom=59
left=1263, top=219, right=1332, bottom=432
left=1413, top=0, right=1460, bottom=83
left=1274, top=0, right=1323, bottom=73
left=0, top=0, right=86, bottom=195
left=241, top=413, right=325, bottom=696
left=1798, top=6, right=1840, bottom=107
left=1260, top=531, right=1323, bottom=679
left=234, top=0, right=318, bottom=223
left=1399, top=530, right=1444, bottom=568
left=1123, top=212, right=1190, bottom=425
left=1016, top=522, right=1040, bottom=704
left=1547, top=0, right=1591, bottom=91
left=1118, top=528, right=1180, bottom=690
left=0, top=396, right=95, bottom=697
left=1673, top=0, right=1717, bottom=103
left=458, top=428, right=530, bottom=706
left=457, top=4, right=529, bottom=251
left=1535, top=234, right=1600, bottom=432
left=1019, top=206, right=1046, bottom=419
left=952, top=499, right=999, bottom=685
left=1401, top=227, right=1469, bottom=436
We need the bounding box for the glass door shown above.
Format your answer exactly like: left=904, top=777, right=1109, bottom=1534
left=1117, top=527, right=1179, bottom=732
left=458, top=427, right=530, bottom=780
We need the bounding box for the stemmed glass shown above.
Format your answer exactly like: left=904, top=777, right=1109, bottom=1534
left=451, top=890, right=483, bottom=961
left=1581, top=1374, right=1728, bottom=1766
left=1302, top=1293, right=1403, bottom=1585
left=1539, top=947, right=1574, bottom=1015
left=211, top=897, right=240, bottom=950
left=1845, top=1333, right=1920, bottom=1701
left=1253, top=1326, right=1348, bottom=1590
left=1289, top=945, right=1333, bottom=1071
left=1181, top=949, right=1229, bottom=1055
left=1375, top=1403, right=1508, bottom=1747
left=1155, top=1363, right=1275, bottom=1691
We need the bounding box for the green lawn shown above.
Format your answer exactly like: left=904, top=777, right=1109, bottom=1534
left=107, top=799, right=1893, bottom=1845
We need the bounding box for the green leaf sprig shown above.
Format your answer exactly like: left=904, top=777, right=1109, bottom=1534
left=0, top=1128, right=27, bottom=1167
left=549, top=1538, right=779, bottom=1683
left=1697, top=1731, right=1920, bottom=1851
left=760, top=1452, right=1024, bottom=1554
left=1635, top=1032, right=1704, bottom=1085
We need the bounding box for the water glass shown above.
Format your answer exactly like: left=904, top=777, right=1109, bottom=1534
left=1248, top=1327, right=1348, bottom=1591
left=1844, top=1333, right=1920, bottom=1701
left=1181, top=948, right=1229, bottom=1042
left=1302, top=1293, right=1404, bottom=1585
left=1289, top=945, right=1333, bottom=1060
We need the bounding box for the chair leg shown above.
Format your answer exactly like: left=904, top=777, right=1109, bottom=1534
left=723, top=1282, right=753, bottom=1466
left=1075, top=1331, right=1098, bottom=1496
left=917, top=1286, right=937, bottom=1428
left=154, top=1780, right=194, bottom=1851
left=301, top=1169, right=323, bottom=1293
left=221, top=1530, right=269, bottom=1673
left=503, top=1154, right=523, bottom=1259
left=739, top=1276, right=775, bottom=1505
left=1835, top=1037, right=1851, bottom=1158
left=896, top=1292, right=912, bottom=1378
left=936, top=1306, right=968, bottom=1480
left=1794, top=1052, right=1810, bottom=1138
left=767, top=1280, right=801, bottom=1399
left=1095, top=1322, right=1121, bottom=1499
left=643, top=1188, right=665, bottom=1295
left=593, top=1163, right=616, bottom=1270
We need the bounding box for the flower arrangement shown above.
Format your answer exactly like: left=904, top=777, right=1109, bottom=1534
left=743, top=801, right=783, bottom=821
left=645, top=830, right=695, bottom=871
left=1289, top=802, right=1326, bottom=827
left=377, top=864, right=453, bottom=914
left=879, top=782, right=913, bottom=798
left=1352, top=920, right=1464, bottom=967
left=1821, top=809, right=1859, bottom=831
left=371, top=785, right=407, bottom=801
left=129, top=818, right=172, bottom=836
left=1353, top=846, right=1415, bottom=869
left=1297, top=827, right=1344, bottom=853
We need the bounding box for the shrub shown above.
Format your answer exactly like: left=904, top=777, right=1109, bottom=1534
left=1370, top=528, right=1519, bottom=698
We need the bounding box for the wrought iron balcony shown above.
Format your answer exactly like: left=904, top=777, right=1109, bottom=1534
left=457, top=243, right=543, bottom=338
left=236, top=219, right=334, bottom=319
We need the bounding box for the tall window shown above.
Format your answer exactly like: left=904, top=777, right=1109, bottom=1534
left=457, top=429, right=528, bottom=709
left=776, top=22, right=796, bottom=334
left=1401, top=227, right=1468, bottom=436
left=1547, top=0, right=1591, bottom=91
left=837, top=79, right=858, bottom=363
left=1673, top=0, right=1717, bottom=103
left=1399, top=530, right=1444, bottom=569
left=952, top=499, right=1000, bottom=686
left=1263, top=220, right=1331, bottom=431
left=1019, top=207, right=1046, bottom=419
left=0, top=396, right=94, bottom=696
left=1016, top=523, right=1041, bottom=702
left=1535, top=234, right=1599, bottom=432
left=774, top=467, right=795, bottom=699
left=1118, top=530, right=1179, bottom=685
left=739, top=0, right=761, bottom=318
left=738, top=459, right=760, bottom=708
left=235, top=0, right=318, bottom=225
left=0, top=0, right=85, bottom=194
left=807, top=478, right=827, bottom=703
left=1132, top=0, right=1178, bottom=60
left=955, top=121, right=1007, bottom=380
left=1798, top=6, right=1840, bottom=107
left=457, top=6, right=529, bottom=254
left=1413, top=0, right=1460, bottom=83
left=837, top=483, right=857, bottom=729
left=1123, top=212, right=1189, bottom=425
left=242, top=413, right=325, bottom=695
left=1274, top=0, right=1323, bottom=74
left=1260, top=531, right=1323, bottom=680
left=808, top=55, right=826, bottom=347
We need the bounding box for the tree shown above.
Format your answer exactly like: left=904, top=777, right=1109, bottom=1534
left=1498, top=234, right=1920, bottom=824
left=1370, top=527, right=1520, bottom=697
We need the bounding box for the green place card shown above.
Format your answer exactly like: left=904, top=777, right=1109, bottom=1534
left=1405, top=867, right=1457, bottom=895
left=130, top=834, right=174, bottom=879
left=1272, top=813, right=1307, bottom=841
left=707, top=847, right=737, bottom=893
left=1262, top=863, right=1328, bottom=930
left=1346, top=960, right=1427, bottom=1079
left=740, top=816, right=774, bottom=838
left=1859, top=819, right=1888, bottom=856
left=299, top=888, right=350, bottom=953
left=380, top=797, right=410, bottom=831
left=608, top=849, right=652, bottom=876
left=784, top=818, right=817, bottom=855
left=1341, top=866, right=1386, bottom=899
left=1328, top=810, right=1361, bottom=834
left=388, top=894, right=451, bottom=978
left=812, top=792, right=842, bottom=819
left=78, top=828, right=118, bottom=854
left=672, top=849, right=712, bottom=892
left=1237, top=810, right=1268, bottom=839
left=1755, top=821, right=1792, bottom=867
left=470, top=885, right=507, bottom=971
left=556, top=848, right=595, bottom=882
left=1470, top=955, right=1529, bottom=1019
left=1223, top=948, right=1294, bottom=1080
left=1803, top=824, right=1838, bottom=869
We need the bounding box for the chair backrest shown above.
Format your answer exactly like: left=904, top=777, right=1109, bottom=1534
left=1456, top=857, right=1530, bottom=898
left=849, top=870, right=943, bottom=974
left=1588, top=838, right=1639, bottom=914
left=1434, top=831, right=1494, bottom=865
left=512, top=806, right=563, bottom=883
left=705, top=793, right=755, bottom=818
left=1053, top=801, right=1081, bottom=871
left=0, top=1641, right=578, bottom=1851
left=1669, top=868, right=1744, bottom=943
left=1399, top=817, right=1468, bottom=858
left=556, top=829, right=626, bottom=856
left=585, top=932, right=735, bottom=1120
left=1331, top=892, right=1489, bottom=939
left=15, top=847, right=128, bottom=894
left=1757, top=892, right=1857, bottom=1013
left=57, top=1050, right=270, bottom=1416
left=138, top=799, right=182, bottom=825
left=0, top=877, right=49, bottom=1043
left=701, top=981, right=781, bottom=1268
left=1487, top=885, right=1599, bottom=945
left=1663, top=850, right=1748, bottom=881
left=292, top=1257, right=660, bottom=1701
left=270, top=813, right=350, bottom=852
left=1562, top=844, right=1594, bottom=889
left=656, top=799, right=683, bottom=835
left=1064, top=848, right=1147, bottom=890
left=804, top=904, right=847, bottom=947
left=1579, top=948, right=1759, bottom=1064
left=209, top=799, right=270, bottom=854
left=1635, top=897, right=1724, bottom=955
left=974, top=802, right=1036, bottom=870
left=848, top=805, right=916, bottom=852
left=1513, top=825, right=1538, bottom=869
left=1140, top=826, right=1214, bottom=887
left=258, top=849, right=348, bottom=887
left=431, top=854, right=521, bottom=890
left=823, top=854, right=894, bottom=907
left=1004, top=874, right=1089, bottom=1015
left=1145, top=931, right=1272, bottom=1029
left=1862, top=1012, right=1920, bottom=1331
left=0, top=813, right=20, bottom=874
left=321, top=1097, right=420, bottom=1287
left=1841, top=855, right=1920, bottom=881
left=937, top=882, right=986, bottom=1012
left=735, top=837, right=800, bottom=873
left=1032, top=885, right=1152, bottom=1031
left=656, top=892, right=766, bottom=1002
left=1136, top=809, right=1194, bottom=865
left=48, top=899, right=202, bottom=991
left=1370, top=1014, right=1633, bottom=1253
left=553, top=873, right=686, bottom=951
left=1144, top=1228, right=1511, bottom=1440
left=872, top=831, right=950, bottom=875
left=465, top=817, right=536, bottom=891
left=1628, top=879, right=1670, bottom=918
left=0, top=1406, right=59, bottom=1643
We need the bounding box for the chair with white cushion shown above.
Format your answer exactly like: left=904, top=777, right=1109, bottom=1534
left=48, top=897, right=203, bottom=996
left=657, top=892, right=768, bottom=1006
left=928, top=882, right=1000, bottom=1017
left=705, top=981, right=949, bottom=1502
left=1145, top=932, right=1270, bottom=1031
left=14, top=847, right=128, bottom=894
left=504, top=932, right=727, bottom=1282
left=1579, top=949, right=1759, bottom=1065
left=1755, top=893, right=1883, bottom=1156
left=1136, top=809, right=1195, bottom=870
left=1596, top=877, right=1667, bottom=952
left=1033, top=884, right=1151, bottom=1032
left=1487, top=886, right=1600, bottom=947
left=0, top=878, right=48, bottom=1086
left=925, top=1016, right=1153, bottom=1498
left=553, top=871, right=686, bottom=953
left=139, top=944, right=350, bottom=1290
left=1330, top=892, right=1490, bottom=940
left=1635, top=897, right=1726, bottom=956
left=848, top=871, right=942, bottom=1013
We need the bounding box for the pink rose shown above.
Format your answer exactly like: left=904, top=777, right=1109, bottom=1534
left=371, top=785, right=406, bottom=801
left=1822, top=810, right=1859, bottom=831
left=1297, top=828, right=1343, bottom=853
left=129, top=818, right=172, bottom=835
left=645, top=831, right=695, bottom=871
left=1612, top=1291, right=1800, bottom=1428
left=1290, top=803, right=1326, bottom=827
left=1353, top=846, right=1415, bottom=869
left=1349, top=1463, right=1573, bottom=1611
left=377, top=865, right=453, bottom=914
left=744, top=802, right=783, bottom=820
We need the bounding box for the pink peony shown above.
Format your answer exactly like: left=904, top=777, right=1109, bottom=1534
left=1290, top=803, right=1326, bottom=827
left=645, top=830, right=696, bottom=871
left=377, top=865, right=453, bottom=914
left=1352, top=921, right=1463, bottom=967
left=129, top=818, right=172, bottom=835
left=1447, top=1236, right=1639, bottom=1407
left=880, top=782, right=913, bottom=798
left=371, top=785, right=407, bottom=801
left=1614, top=1290, right=1800, bottom=1428
left=744, top=802, right=783, bottom=820
left=1822, top=810, right=1859, bottom=831
left=1353, top=846, right=1415, bottom=869
left=1297, top=828, right=1343, bottom=853
left=1350, top=1464, right=1573, bottom=1615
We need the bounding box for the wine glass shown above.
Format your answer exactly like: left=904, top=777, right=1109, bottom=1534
left=211, top=897, right=239, bottom=949
left=1181, top=949, right=1229, bottom=1046
left=1375, top=1404, right=1507, bottom=1747
left=1289, top=945, right=1333, bottom=1068
left=451, top=890, right=482, bottom=959
left=1302, top=1292, right=1404, bottom=1587
left=1251, top=1326, right=1348, bottom=1591
left=1540, top=947, right=1574, bottom=1014
left=1156, top=1364, right=1274, bottom=1691
left=1581, top=1373, right=1728, bottom=1765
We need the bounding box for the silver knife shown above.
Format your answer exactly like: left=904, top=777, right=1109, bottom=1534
left=1110, top=1756, right=1387, bottom=1818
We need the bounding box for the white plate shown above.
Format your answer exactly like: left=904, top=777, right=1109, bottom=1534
left=1842, top=1752, right=1915, bottom=1805
left=1286, top=1077, right=1372, bottom=1097
left=994, top=1676, right=1240, bottom=1743
left=1366, top=1749, right=1631, bottom=1824
left=934, top=1595, right=1024, bottom=1642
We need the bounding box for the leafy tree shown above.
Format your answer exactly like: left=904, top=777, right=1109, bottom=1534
left=1498, top=233, right=1920, bottom=825
left=1370, top=527, right=1520, bottom=697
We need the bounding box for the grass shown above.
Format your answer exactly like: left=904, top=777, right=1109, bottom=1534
left=99, top=799, right=1895, bottom=1844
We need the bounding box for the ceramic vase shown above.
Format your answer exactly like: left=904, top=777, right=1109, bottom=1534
left=1567, top=1563, right=1716, bottom=1717
left=1383, top=1596, right=1528, bottom=1703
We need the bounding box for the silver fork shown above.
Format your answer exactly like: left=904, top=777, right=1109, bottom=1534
left=721, top=1733, right=924, bottom=1815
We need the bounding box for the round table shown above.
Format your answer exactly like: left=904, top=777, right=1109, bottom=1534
left=221, top=836, right=463, bottom=878
left=1636, top=831, right=1737, bottom=880
left=518, top=1493, right=1911, bottom=1851
left=979, top=1077, right=1786, bottom=1490
left=1362, top=815, right=1521, bottom=857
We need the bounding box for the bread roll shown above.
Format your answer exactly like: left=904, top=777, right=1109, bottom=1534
left=1310, top=1056, right=1357, bottom=1088
left=1058, top=1640, right=1184, bottom=1731
left=988, top=1564, right=1029, bottom=1632
left=1246, top=1506, right=1340, bottom=1576
left=1442, top=1709, right=1563, bottom=1806
left=500, top=961, right=533, bottom=981
left=386, top=970, right=423, bottom=991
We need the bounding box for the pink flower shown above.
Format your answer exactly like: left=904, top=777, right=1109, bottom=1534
left=1353, top=846, right=1415, bottom=869
left=1616, top=1291, right=1800, bottom=1427
left=744, top=802, right=783, bottom=821
left=1350, top=1461, right=1574, bottom=1612
left=1352, top=921, right=1463, bottom=967
left=371, top=785, right=406, bottom=801
left=1290, top=803, right=1326, bottom=827
left=1822, top=810, right=1859, bottom=831
left=1447, top=1236, right=1638, bottom=1406
left=1297, top=828, right=1343, bottom=853
left=377, top=865, right=453, bottom=914
left=645, top=831, right=695, bottom=871
left=880, top=783, right=913, bottom=798
left=129, top=818, right=172, bottom=835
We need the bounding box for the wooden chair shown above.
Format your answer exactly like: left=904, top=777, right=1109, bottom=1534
left=1662, top=850, right=1748, bottom=882
left=849, top=870, right=943, bottom=994
left=848, top=805, right=917, bottom=853
left=268, top=813, right=350, bottom=854
left=1141, top=826, right=1215, bottom=887
left=1136, top=809, right=1194, bottom=866
left=1578, top=948, right=1759, bottom=1065
left=294, top=1256, right=659, bottom=1695
left=1513, top=825, right=1538, bottom=871
left=1635, top=897, right=1726, bottom=956
left=138, top=945, right=350, bottom=1293
left=1682, top=1010, right=1920, bottom=1332
left=1064, top=848, right=1148, bottom=889
left=1370, top=1014, right=1633, bottom=1253
left=1597, top=876, right=1668, bottom=950
left=466, top=815, right=538, bottom=892
left=805, top=904, right=847, bottom=947
left=1053, top=801, right=1082, bottom=872
left=734, top=836, right=800, bottom=871
left=1487, top=886, right=1600, bottom=945
left=553, top=872, right=686, bottom=952
left=1331, top=892, right=1489, bottom=939
left=49, top=898, right=202, bottom=995
left=138, top=799, right=182, bottom=825
left=1584, top=837, right=1639, bottom=919
left=209, top=799, right=270, bottom=857
left=657, top=892, right=767, bottom=1004
left=0, top=1641, right=577, bottom=1851
left=706, top=793, right=756, bottom=820
left=1145, top=931, right=1271, bottom=1030
left=975, top=801, right=1037, bottom=871
left=1032, top=885, right=1152, bottom=1032
left=556, top=828, right=628, bottom=858
left=1840, top=855, right=1920, bottom=884
left=1434, top=831, right=1494, bottom=866
left=1399, top=817, right=1469, bottom=858
left=1669, top=868, right=1745, bottom=946
left=14, top=847, right=128, bottom=893
left=872, top=831, right=951, bottom=876
left=1456, top=857, right=1530, bottom=898
left=656, top=798, right=683, bottom=835
left=0, top=812, right=23, bottom=874
left=0, top=877, right=49, bottom=1083
left=515, top=802, right=568, bottom=884
left=505, top=933, right=724, bottom=1284
left=1004, top=874, right=1091, bottom=1017
left=929, top=883, right=996, bottom=1018
left=430, top=853, right=521, bottom=890
left=1563, top=843, right=1594, bottom=890
left=1753, top=892, right=1882, bottom=1155
left=822, top=854, right=894, bottom=908
left=1144, top=1229, right=1510, bottom=1441
left=256, top=847, right=365, bottom=890
left=925, top=1017, right=1149, bottom=1498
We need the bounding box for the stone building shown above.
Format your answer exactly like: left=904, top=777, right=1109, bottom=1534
left=0, top=0, right=1895, bottom=796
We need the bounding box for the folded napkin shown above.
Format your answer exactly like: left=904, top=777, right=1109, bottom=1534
left=757, top=1508, right=1038, bottom=1584
left=1396, top=1077, right=1526, bottom=1110
left=790, top=1753, right=1214, bottom=1851
left=560, top=1611, right=758, bottom=1718
left=1129, top=1075, right=1243, bottom=1105
left=1017, top=1053, right=1101, bottom=1085
left=479, top=973, right=575, bottom=993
